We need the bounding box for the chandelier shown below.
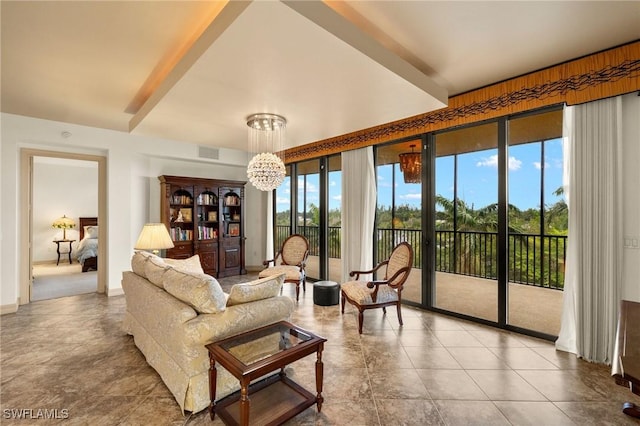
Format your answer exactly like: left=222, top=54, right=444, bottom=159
left=399, top=144, right=421, bottom=184
left=246, top=113, right=287, bottom=191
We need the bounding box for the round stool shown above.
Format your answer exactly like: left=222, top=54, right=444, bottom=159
left=313, top=281, right=340, bottom=306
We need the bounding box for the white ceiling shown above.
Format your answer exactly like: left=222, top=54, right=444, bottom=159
left=2, top=1, right=639, bottom=152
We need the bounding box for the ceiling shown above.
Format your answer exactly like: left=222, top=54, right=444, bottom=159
left=2, top=1, right=639, bottom=152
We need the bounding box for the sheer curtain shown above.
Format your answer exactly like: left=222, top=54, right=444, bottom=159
left=341, top=147, right=376, bottom=282
left=556, top=96, right=623, bottom=363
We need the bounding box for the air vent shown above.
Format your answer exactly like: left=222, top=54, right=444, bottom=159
left=198, top=146, right=219, bottom=160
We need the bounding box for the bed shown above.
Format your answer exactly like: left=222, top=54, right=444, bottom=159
left=77, top=217, right=98, bottom=272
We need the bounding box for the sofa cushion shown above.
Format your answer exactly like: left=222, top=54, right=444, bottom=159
left=227, top=274, right=285, bottom=306
left=145, top=255, right=172, bottom=288
left=163, top=268, right=226, bottom=314
left=164, top=255, right=204, bottom=275
left=131, top=250, right=155, bottom=278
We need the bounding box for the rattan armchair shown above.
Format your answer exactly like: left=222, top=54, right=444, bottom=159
left=341, top=242, right=413, bottom=334
left=259, top=234, right=309, bottom=301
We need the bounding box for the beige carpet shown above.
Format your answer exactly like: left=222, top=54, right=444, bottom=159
left=31, top=262, right=97, bottom=301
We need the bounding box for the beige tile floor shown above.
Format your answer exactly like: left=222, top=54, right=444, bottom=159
left=1, top=274, right=638, bottom=425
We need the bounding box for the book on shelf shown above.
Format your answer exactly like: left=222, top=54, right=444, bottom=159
left=171, top=194, right=192, bottom=205
left=170, top=228, right=192, bottom=241
left=197, top=193, right=217, bottom=205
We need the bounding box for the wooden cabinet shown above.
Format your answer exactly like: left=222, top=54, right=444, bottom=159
left=159, top=175, right=245, bottom=277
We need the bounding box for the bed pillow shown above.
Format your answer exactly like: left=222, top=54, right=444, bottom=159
left=163, top=268, right=226, bottom=314
left=85, top=225, right=98, bottom=239
left=164, top=254, right=204, bottom=275
left=226, top=273, right=285, bottom=306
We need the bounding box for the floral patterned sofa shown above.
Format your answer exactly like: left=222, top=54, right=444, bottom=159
left=122, top=251, right=294, bottom=414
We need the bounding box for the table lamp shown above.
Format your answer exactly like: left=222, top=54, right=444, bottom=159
left=52, top=215, right=76, bottom=240
left=134, top=223, right=174, bottom=256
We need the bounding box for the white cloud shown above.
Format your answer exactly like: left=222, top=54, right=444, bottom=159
left=400, top=193, right=421, bottom=200
left=298, top=177, right=318, bottom=193
left=276, top=196, right=289, bottom=205
left=509, top=157, right=522, bottom=171
left=533, top=161, right=550, bottom=170
left=477, top=154, right=521, bottom=171
left=330, top=180, right=336, bottom=187
left=332, top=194, right=342, bottom=202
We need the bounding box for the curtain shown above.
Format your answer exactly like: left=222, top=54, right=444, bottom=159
left=555, top=96, right=623, bottom=363
left=341, top=147, right=376, bottom=282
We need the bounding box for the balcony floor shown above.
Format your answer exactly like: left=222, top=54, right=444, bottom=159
left=306, top=256, right=562, bottom=337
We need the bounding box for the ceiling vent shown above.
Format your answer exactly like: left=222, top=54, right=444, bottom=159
left=198, top=146, right=219, bottom=160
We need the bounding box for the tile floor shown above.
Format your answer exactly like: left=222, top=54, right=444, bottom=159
left=1, top=274, right=638, bottom=425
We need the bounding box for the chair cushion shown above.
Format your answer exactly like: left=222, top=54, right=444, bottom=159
left=341, top=280, right=399, bottom=305
left=162, top=268, right=226, bottom=314
left=258, top=265, right=302, bottom=281
left=227, top=274, right=285, bottom=306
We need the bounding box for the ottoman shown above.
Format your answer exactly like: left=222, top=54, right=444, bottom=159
left=313, top=281, right=340, bottom=306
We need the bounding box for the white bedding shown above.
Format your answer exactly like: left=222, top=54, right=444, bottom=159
left=76, top=237, right=98, bottom=263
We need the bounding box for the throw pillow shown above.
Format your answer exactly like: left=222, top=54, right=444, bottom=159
left=163, top=268, right=226, bottom=314
left=144, top=254, right=171, bottom=288
left=131, top=250, right=156, bottom=278
left=227, top=273, right=285, bottom=306
left=164, top=254, right=204, bottom=274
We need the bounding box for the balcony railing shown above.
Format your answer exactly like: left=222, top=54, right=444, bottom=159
left=275, top=225, right=566, bottom=290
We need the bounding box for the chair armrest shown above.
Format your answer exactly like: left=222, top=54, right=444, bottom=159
left=349, top=260, right=388, bottom=280
left=385, top=266, right=412, bottom=288
left=366, top=279, right=390, bottom=289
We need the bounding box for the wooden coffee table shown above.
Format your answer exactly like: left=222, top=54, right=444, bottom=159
left=205, top=321, right=327, bottom=425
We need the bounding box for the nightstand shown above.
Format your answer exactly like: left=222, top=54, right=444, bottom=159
left=53, top=239, right=75, bottom=265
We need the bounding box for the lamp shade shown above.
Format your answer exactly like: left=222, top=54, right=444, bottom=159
left=134, top=223, right=174, bottom=254
left=52, top=215, right=76, bottom=240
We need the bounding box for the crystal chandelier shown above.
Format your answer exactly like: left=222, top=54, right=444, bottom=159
left=399, top=144, right=421, bottom=184
left=246, top=113, right=287, bottom=191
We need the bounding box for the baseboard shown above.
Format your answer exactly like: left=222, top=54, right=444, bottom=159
left=107, top=287, right=124, bottom=297
left=1, top=303, right=18, bottom=315
left=246, top=265, right=263, bottom=272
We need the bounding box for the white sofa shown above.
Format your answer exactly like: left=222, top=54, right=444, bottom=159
left=122, top=252, right=295, bottom=413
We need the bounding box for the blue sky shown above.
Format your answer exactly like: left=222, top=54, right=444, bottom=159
left=276, top=138, right=564, bottom=213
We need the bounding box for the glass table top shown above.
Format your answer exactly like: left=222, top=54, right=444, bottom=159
left=217, top=322, right=316, bottom=366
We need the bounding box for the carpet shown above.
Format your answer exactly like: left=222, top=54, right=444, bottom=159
left=32, top=262, right=97, bottom=301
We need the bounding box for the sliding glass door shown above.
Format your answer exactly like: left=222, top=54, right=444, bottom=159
left=433, top=122, right=499, bottom=321
left=297, top=159, right=320, bottom=280
left=375, top=140, right=422, bottom=304
left=327, top=155, right=342, bottom=283
left=507, top=109, right=565, bottom=336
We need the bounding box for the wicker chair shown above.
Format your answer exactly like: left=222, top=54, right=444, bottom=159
left=259, top=234, right=309, bottom=301
left=341, top=242, right=413, bottom=334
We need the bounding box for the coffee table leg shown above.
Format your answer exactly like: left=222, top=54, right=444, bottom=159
left=315, top=343, right=324, bottom=412
left=208, top=355, right=217, bottom=420
left=240, top=378, right=250, bottom=425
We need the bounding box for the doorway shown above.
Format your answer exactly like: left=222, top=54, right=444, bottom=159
left=19, top=149, right=107, bottom=305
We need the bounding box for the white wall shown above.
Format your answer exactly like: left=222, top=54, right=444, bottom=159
left=621, top=93, right=640, bottom=302
left=32, top=158, right=98, bottom=262
left=0, top=112, right=268, bottom=311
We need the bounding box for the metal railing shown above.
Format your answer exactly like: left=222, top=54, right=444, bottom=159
left=275, top=225, right=566, bottom=289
